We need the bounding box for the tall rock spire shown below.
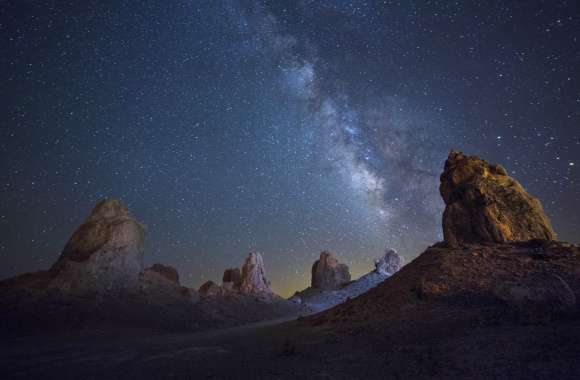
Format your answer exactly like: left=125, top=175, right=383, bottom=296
left=240, top=252, right=273, bottom=295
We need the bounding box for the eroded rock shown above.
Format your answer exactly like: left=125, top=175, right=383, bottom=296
left=50, top=199, right=146, bottom=293
left=374, top=248, right=404, bottom=275
left=440, top=150, right=556, bottom=247
left=240, top=252, right=273, bottom=295
left=311, top=251, right=351, bottom=290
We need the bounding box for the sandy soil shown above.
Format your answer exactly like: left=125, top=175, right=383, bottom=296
left=3, top=313, right=580, bottom=380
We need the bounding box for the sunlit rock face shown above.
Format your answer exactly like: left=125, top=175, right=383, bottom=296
left=311, top=251, right=351, bottom=290
left=440, top=150, right=556, bottom=247
left=240, top=252, right=273, bottom=295
left=49, top=199, right=146, bottom=294
left=374, top=248, right=404, bottom=275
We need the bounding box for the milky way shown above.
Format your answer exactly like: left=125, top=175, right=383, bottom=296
left=1, top=1, right=579, bottom=295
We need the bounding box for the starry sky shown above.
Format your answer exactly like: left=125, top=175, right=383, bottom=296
left=1, top=1, right=579, bottom=296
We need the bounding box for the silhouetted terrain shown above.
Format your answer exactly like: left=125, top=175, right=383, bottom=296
left=1, top=151, right=580, bottom=379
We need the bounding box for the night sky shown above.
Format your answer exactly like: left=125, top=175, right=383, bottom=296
left=1, top=1, right=579, bottom=296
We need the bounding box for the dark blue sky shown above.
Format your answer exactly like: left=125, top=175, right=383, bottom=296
left=1, top=1, right=579, bottom=295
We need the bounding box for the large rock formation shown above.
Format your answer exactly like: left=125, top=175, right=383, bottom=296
left=49, top=199, right=146, bottom=293
left=440, top=150, right=556, bottom=247
left=240, top=252, right=273, bottom=295
left=311, top=251, right=351, bottom=290
left=374, top=248, right=404, bottom=275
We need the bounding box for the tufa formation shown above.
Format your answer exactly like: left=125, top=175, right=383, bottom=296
left=198, top=252, right=275, bottom=298
left=240, top=252, right=273, bottom=295
left=374, top=248, right=404, bottom=275
left=49, top=198, right=146, bottom=293
left=311, top=251, right=351, bottom=290
left=440, top=150, right=556, bottom=247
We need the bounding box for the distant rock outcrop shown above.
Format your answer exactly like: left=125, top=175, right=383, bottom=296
left=311, top=251, right=351, bottom=290
left=146, top=263, right=180, bottom=283
left=197, top=253, right=276, bottom=299
left=240, top=252, right=273, bottom=295
left=222, top=268, right=242, bottom=288
left=374, top=248, right=404, bottom=275
left=440, top=150, right=556, bottom=247
left=291, top=251, right=391, bottom=312
left=199, top=280, right=223, bottom=297
left=49, top=199, right=146, bottom=293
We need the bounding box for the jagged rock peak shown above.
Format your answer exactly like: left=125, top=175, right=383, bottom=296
left=222, top=268, right=242, bottom=287
left=440, top=150, right=556, bottom=247
left=240, top=252, right=273, bottom=294
left=311, top=251, right=351, bottom=290
left=374, top=248, right=404, bottom=275
left=146, top=263, right=180, bottom=284
left=49, top=198, right=146, bottom=293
